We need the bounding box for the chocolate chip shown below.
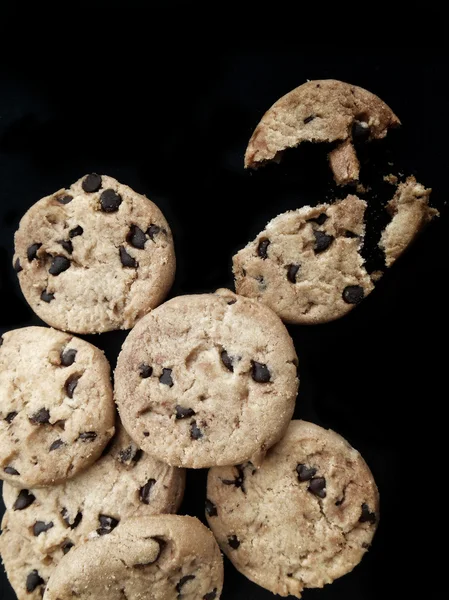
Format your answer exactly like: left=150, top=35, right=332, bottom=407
left=228, top=535, right=240, bottom=549
left=26, top=570, right=44, bottom=593
left=222, top=465, right=246, bottom=492
left=41, top=289, right=55, bottom=302
left=257, top=238, right=270, bottom=259
left=362, top=542, right=371, bottom=549
left=77, top=431, right=97, bottom=441
left=58, top=194, right=73, bottom=204
left=58, top=239, right=73, bottom=254
left=308, top=477, right=326, bottom=498
left=27, top=243, right=42, bottom=262
left=119, top=246, right=137, bottom=268
left=345, top=230, right=359, bottom=238
left=61, top=508, right=83, bottom=529
left=147, top=224, right=161, bottom=240
left=49, top=255, right=71, bottom=276
left=308, top=213, right=328, bottom=225
left=303, top=115, right=315, bottom=124
left=139, top=364, right=153, bottom=378
left=133, top=537, right=166, bottom=568
left=49, top=439, right=65, bottom=451
left=29, top=408, right=50, bottom=424
left=13, top=489, right=36, bottom=511
left=220, top=350, right=234, bottom=372
left=118, top=445, right=143, bottom=465
left=314, top=231, right=334, bottom=253
left=176, top=575, right=195, bottom=594
left=82, top=173, right=102, bottom=193
left=5, top=411, right=17, bottom=423
left=159, top=368, right=173, bottom=387
left=190, top=420, right=203, bottom=440
left=65, top=374, right=80, bottom=398
left=69, top=225, right=84, bottom=238
left=143, top=431, right=149, bottom=437
left=343, top=285, right=364, bottom=304
left=296, top=464, right=317, bottom=482
left=204, top=590, right=218, bottom=600
left=14, top=258, right=23, bottom=273
left=352, top=120, right=370, bottom=143
left=175, top=405, right=195, bottom=419
left=287, top=264, right=300, bottom=283
left=61, top=348, right=77, bottom=366
left=127, top=225, right=147, bottom=249
left=97, top=514, right=119, bottom=535
left=359, top=503, right=376, bottom=524
left=33, top=521, right=54, bottom=536
left=251, top=361, right=271, bottom=383
left=205, top=499, right=218, bottom=517
left=61, top=540, right=74, bottom=554
left=100, top=188, right=122, bottom=212
left=139, top=479, right=156, bottom=504
left=4, top=466, right=19, bottom=475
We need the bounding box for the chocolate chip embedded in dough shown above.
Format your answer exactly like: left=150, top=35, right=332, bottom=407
left=58, top=239, right=73, bottom=254
left=205, top=498, right=218, bottom=517
left=257, top=238, right=270, bottom=259
left=159, top=368, right=173, bottom=387
left=96, top=514, right=119, bottom=536
left=61, top=508, right=83, bottom=529
left=251, top=361, right=271, bottom=383
left=139, top=479, right=156, bottom=504
left=296, top=463, right=317, bottom=482
left=359, top=503, right=377, bottom=524
left=41, top=289, right=55, bottom=302
left=176, top=575, right=196, bottom=594
left=13, top=489, right=36, bottom=511
left=33, top=520, right=54, bottom=536
left=308, top=476, right=326, bottom=498
left=65, top=374, right=80, bottom=398
left=69, top=225, right=84, bottom=238
left=77, top=431, right=97, bottom=442
left=61, top=348, right=77, bottom=366
left=5, top=411, right=18, bottom=423
left=58, top=194, right=73, bottom=205
left=26, top=570, right=44, bottom=593
left=29, top=408, right=50, bottom=424
left=203, top=590, right=218, bottom=600
left=119, top=246, right=137, bottom=268
left=49, top=439, right=65, bottom=451
left=139, top=364, right=153, bottom=378
left=4, top=466, right=20, bottom=475
left=147, top=224, right=161, bottom=240
left=190, top=420, right=203, bottom=440
left=27, top=243, right=42, bottom=262
left=286, top=264, right=300, bottom=283
left=82, top=173, right=102, bottom=193
left=100, top=188, right=122, bottom=212
left=228, top=535, right=240, bottom=549
left=49, top=255, right=71, bottom=276
left=61, top=540, right=74, bottom=554
left=314, top=231, right=334, bottom=253
left=127, top=225, right=147, bottom=249
left=175, top=405, right=196, bottom=419
left=14, top=258, right=23, bottom=273
left=220, top=350, right=234, bottom=372
left=342, top=285, right=364, bottom=304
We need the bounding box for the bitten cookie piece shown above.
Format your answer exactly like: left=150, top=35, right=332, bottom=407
left=245, top=79, right=400, bottom=184
left=13, top=174, right=175, bottom=334
left=115, top=291, right=298, bottom=468
left=206, top=420, right=379, bottom=598
left=0, top=426, right=185, bottom=600
left=0, top=326, right=115, bottom=487
left=233, top=195, right=373, bottom=324
left=43, top=515, right=223, bottom=600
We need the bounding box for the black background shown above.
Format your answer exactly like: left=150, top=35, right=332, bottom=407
left=0, top=37, right=447, bottom=600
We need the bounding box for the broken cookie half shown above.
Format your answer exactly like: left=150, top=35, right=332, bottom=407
left=245, top=79, right=400, bottom=185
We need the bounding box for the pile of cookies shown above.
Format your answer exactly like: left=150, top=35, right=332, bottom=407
left=0, top=80, right=438, bottom=600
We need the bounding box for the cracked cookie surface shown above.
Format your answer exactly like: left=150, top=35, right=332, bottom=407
left=13, top=174, right=175, bottom=334
left=0, top=425, right=186, bottom=600
left=115, top=291, right=298, bottom=468
left=0, top=326, right=115, bottom=487
left=206, top=420, right=379, bottom=598
left=42, top=515, right=223, bottom=600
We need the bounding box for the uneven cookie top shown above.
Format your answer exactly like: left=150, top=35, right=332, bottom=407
left=233, top=195, right=374, bottom=324
left=0, top=326, right=115, bottom=487
left=43, top=515, right=223, bottom=600
left=206, top=420, right=379, bottom=598
left=13, top=174, right=175, bottom=334
left=115, top=291, right=298, bottom=468
left=0, top=426, right=185, bottom=600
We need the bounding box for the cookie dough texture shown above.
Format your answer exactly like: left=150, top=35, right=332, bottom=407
left=245, top=79, right=400, bottom=184
left=0, top=426, right=185, bottom=600
left=233, top=195, right=373, bottom=324
left=13, top=174, right=175, bottom=334
left=207, top=420, right=379, bottom=598
left=115, top=291, right=299, bottom=468
left=0, top=326, right=115, bottom=487
left=43, top=515, right=223, bottom=600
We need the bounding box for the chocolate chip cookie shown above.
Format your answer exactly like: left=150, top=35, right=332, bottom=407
left=0, top=425, right=185, bottom=600
left=115, top=291, right=299, bottom=468
left=0, top=326, right=115, bottom=487
left=13, top=174, right=175, bottom=334
left=42, top=515, right=223, bottom=600
left=245, top=79, right=400, bottom=185
left=206, top=420, right=379, bottom=598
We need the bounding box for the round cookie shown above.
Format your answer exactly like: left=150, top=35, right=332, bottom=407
left=0, top=425, right=186, bottom=600
left=233, top=195, right=374, bottom=324
left=13, top=174, right=175, bottom=334
left=0, top=326, right=115, bottom=487
left=43, top=515, right=223, bottom=600
left=206, top=420, right=379, bottom=598
left=115, top=291, right=298, bottom=468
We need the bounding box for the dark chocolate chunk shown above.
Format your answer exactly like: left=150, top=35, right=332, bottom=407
left=251, top=361, right=271, bottom=383
left=61, top=348, right=77, bottom=366
left=26, top=570, right=44, bottom=593
left=296, top=463, right=317, bottom=482
left=175, top=405, right=196, bottom=419
left=359, top=503, right=376, bottom=524
left=190, top=420, right=203, bottom=440
left=147, top=224, right=161, bottom=240
left=176, top=575, right=195, bottom=594
left=343, top=285, right=364, bottom=305
left=13, top=489, right=36, bottom=511
left=257, top=238, right=270, bottom=259
left=77, top=431, right=97, bottom=441
left=119, top=246, right=137, bottom=268
left=220, top=350, right=234, bottom=372
left=5, top=411, right=18, bottom=423
left=205, top=498, right=218, bottom=517
left=204, top=590, right=218, bottom=600
left=61, top=540, right=74, bottom=554
left=222, top=465, right=245, bottom=492
left=228, top=535, right=240, bottom=549
left=58, top=194, right=73, bottom=204
left=49, top=255, right=71, bottom=276
left=82, top=173, right=102, bottom=193
left=118, top=445, right=143, bottom=465
left=69, top=225, right=84, bottom=238
left=303, top=115, right=315, bottom=124
left=143, top=431, right=149, bottom=437
left=4, top=466, right=19, bottom=475
left=49, top=439, right=65, bottom=451
left=352, top=120, right=370, bottom=143
left=308, top=213, right=328, bottom=225
left=29, top=408, right=50, bottom=424
left=139, top=479, right=156, bottom=504
left=100, top=188, right=122, bottom=212
left=308, top=477, right=326, bottom=498
left=127, top=225, right=147, bottom=249
left=65, top=374, right=80, bottom=398
left=61, top=508, right=83, bottom=529
left=139, top=363, right=153, bottom=378
left=58, top=239, right=73, bottom=254
left=159, top=368, right=173, bottom=387
left=33, top=521, right=54, bottom=536
left=345, top=230, right=359, bottom=238
left=14, top=257, right=23, bottom=273
left=97, top=514, right=119, bottom=536
left=287, top=264, right=300, bottom=283
left=27, top=243, right=42, bottom=262
left=133, top=536, right=165, bottom=568
left=41, top=289, right=55, bottom=302
left=314, top=231, right=334, bottom=253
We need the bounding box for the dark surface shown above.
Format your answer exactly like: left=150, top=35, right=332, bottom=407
left=0, top=46, right=447, bottom=600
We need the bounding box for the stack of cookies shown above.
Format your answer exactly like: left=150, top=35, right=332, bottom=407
left=0, top=81, right=438, bottom=600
